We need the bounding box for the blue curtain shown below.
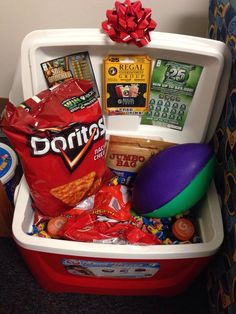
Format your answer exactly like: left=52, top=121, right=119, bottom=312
left=208, top=1, right=236, bottom=313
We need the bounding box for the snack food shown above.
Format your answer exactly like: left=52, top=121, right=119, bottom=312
left=1, top=79, right=109, bottom=217
left=51, top=183, right=161, bottom=245
left=30, top=181, right=201, bottom=246
left=172, top=218, right=195, bottom=241
left=106, top=135, right=174, bottom=186
left=47, top=216, right=67, bottom=237
left=50, top=172, right=96, bottom=207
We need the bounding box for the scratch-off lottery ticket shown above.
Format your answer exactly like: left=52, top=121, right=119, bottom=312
left=41, top=52, right=99, bottom=97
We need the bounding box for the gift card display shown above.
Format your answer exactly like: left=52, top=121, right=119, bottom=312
left=41, top=52, right=99, bottom=97
left=103, top=55, right=151, bottom=115
left=141, top=59, right=203, bottom=131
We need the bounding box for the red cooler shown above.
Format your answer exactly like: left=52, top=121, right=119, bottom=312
left=11, top=29, right=231, bottom=296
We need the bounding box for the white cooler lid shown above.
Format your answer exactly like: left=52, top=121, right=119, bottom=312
left=19, top=28, right=232, bottom=144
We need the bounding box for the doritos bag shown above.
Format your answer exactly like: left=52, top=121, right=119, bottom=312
left=1, top=79, right=109, bottom=217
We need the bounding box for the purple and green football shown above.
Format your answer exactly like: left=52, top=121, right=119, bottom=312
left=132, top=143, right=215, bottom=218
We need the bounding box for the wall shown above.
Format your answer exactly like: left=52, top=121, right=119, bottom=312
left=0, top=0, right=209, bottom=98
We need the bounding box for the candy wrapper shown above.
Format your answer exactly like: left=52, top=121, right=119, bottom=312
left=102, top=0, right=157, bottom=47
left=29, top=179, right=201, bottom=246
left=45, top=183, right=161, bottom=245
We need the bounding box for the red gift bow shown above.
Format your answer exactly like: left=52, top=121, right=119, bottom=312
left=101, top=0, right=157, bottom=47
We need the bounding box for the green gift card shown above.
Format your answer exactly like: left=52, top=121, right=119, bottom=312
left=141, top=59, right=203, bottom=131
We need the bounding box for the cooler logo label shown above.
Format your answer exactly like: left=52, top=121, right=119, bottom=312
left=29, top=117, right=105, bottom=171
left=62, top=258, right=160, bottom=278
